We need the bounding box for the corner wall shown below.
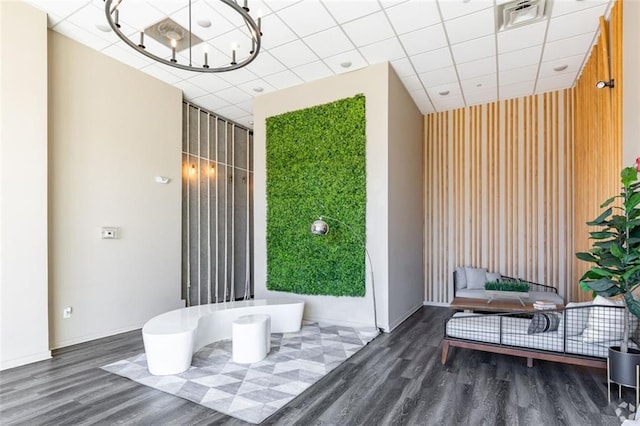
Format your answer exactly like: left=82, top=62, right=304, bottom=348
left=623, top=0, right=640, bottom=165
left=48, top=31, right=184, bottom=348
left=254, top=63, right=423, bottom=331
left=0, top=2, right=51, bottom=370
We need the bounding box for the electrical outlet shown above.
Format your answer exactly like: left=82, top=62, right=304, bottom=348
left=63, top=306, right=72, bottom=319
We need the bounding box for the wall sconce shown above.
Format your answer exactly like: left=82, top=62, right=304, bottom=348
left=189, top=164, right=196, bottom=175
left=596, top=79, right=615, bottom=89
left=210, top=164, right=215, bottom=175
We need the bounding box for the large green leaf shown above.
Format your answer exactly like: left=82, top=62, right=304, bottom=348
left=624, top=292, right=640, bottom=319
left=576, top=252, right=597, bottom=263
left=626, top=192, right=640, bottom=211
left=587, top=207, right=613, bottom=226
left=590, top=231, right=616, bottom=239
left=623, top=265, right=640, bottom=281
left=611, top=243, right=625, bottom=260
left=622, top=167, right=638, bottom=188
left=581, top=277, right=616, bottom=291
left=600, top=196, right=617, bottom=208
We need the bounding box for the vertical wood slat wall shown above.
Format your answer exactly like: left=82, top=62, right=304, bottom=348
left=182, top=102, right=254, bottom=306
left=572, top=0, right=623, bottom=302
left=424, top=91, right=574, bottom=303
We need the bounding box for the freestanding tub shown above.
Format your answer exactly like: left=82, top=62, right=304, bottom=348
left=142, top=299, right=305, bottom=375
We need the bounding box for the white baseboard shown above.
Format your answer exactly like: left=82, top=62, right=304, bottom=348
left=51, top=323, right=143, bottom=350
left=1, top=351, right=52, bottom=371
left=423, top=301, right=451, bottom=307
left=388, top=303, right=424, bottom=332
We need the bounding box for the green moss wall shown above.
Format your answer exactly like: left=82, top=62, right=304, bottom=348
left=266, top=95, right=366, bottom=296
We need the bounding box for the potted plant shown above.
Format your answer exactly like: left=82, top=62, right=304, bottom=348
left=576, top=158, right=640, bottom=389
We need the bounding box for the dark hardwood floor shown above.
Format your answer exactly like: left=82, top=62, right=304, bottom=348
left=0, top=306, right=626, bottom=425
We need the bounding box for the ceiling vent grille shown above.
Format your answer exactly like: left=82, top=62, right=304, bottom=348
left=498, top=0, right=548, bottom=32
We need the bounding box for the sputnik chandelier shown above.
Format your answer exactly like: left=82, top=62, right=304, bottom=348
left=104, top=0, right=262, bottom=73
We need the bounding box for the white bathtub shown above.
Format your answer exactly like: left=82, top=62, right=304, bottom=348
left=142, top=299, right=305, bottom=375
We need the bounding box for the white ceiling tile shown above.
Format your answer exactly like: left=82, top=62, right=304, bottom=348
left=324, top=49, right=368, bottom=74
left=551, top=0, right=610, bottom=18
left=52, top=21, right=112, bottom=51
left=359, top=37, right=405, bottom=64
left=499, top=80, right=535, bottom=100
left=259, top=13, right=298, bottom=49
left=262, top=0, right=302, bottom=12
left=322, top=0, right=381, bottom=24
left=186, top=73, right=229, bottom=92
left=538, top=54, right=585, bottom=79
left=190, top=94, right=231, bottom=111
left=460, top=74, right=497, bottom=93
left=465, top=88, right=498, bottom=107
left=535, top=72, right=578, bottom=94
left=497, top=20, right=547, bottom=54
left=380, top=0, right=411, bottom=8
left=140, top=64, right=183, bottom=85
left=174, top=2, right=235, bottom=41
left=432, top=95, right=465, bottom=112
left=102, top=44, right=153, bottom=69
left=418, top=66, right=458, bottom=88
left=409, top=89, right=434, bottom=112
left=390, top=58, right=415, bottom=77
left=216, top=104, right=251, bottom=120
left=341, top=11, right=395, bottom=47
left=444, top=7, right=495, bottom=44
left=26, top=0, right=88, bottom=19
left=149, top=0, right=187, bottom=15
left=174, top=80, right=207, bottom=99
left=499, top=64, right=539, bottom=86
left=401, top=75, right=423, bottom=92
left=438, top=0, right=493, bottom=21
left=542, top=32, right=596, bottom=63
left=456, top=56, right=496, bottom=80
left=207, top=28, right=252, bottom=59
left=65, top=3, right=115, bottom=41
left=47, top=13, right=64, bottom=28
left=292, top=61, right=334, bottom=82
left=262, top=69, right=304, bottom=89
left=116, top=1, right=166, bottom=32
left=245, top=51, right=287, bottom=77
left=216, top=67, right=259, bottom=85
left=275, top=1, right=336, bottom=38
left=498, top=45, right=542, bottom=72
left=236, top=100, right=254, bottom=114
left=237, top=115, right=254, bottom=128
left=426, top=83, right=462, bottom=99
left=237, top=79, right=277, bottom=96
left=303, top=27, right=354, bottom=59
left=410, top=47, right=453, bottom=74
left=385, top=0, right=441, bottom=35
left=451, top=35, right=495, bottom=65
left=269, top=40, right=319, bottom=68
left=399, top=24, right=448, bottom=56
left=546, top=4, right=608, bottom=42
left=214, top=86, right=253, bottom=104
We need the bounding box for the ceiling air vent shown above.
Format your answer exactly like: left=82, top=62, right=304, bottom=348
left=498, top=0, right=548, bottom=32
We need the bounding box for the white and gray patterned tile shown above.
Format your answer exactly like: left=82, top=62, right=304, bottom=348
left=102, top=321, right=374, bottom=424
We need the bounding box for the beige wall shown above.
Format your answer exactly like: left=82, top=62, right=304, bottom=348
left=48, top=31, right=184, bottom=348
left=623, top=0, right=640, bottom=165
left=387, top=68, right=424, bottom=328
left=254, top=62, right=423, bottom=331
left=0, top=1, right=51, bottom=370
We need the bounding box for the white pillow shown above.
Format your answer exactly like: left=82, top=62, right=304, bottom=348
left=557, top=301, right=591, bottom=337
left=465, top=267, right=488, bottom=290
left=454, top=267, right=467, bottom=290
left=583, top=295, right=639, bottom=343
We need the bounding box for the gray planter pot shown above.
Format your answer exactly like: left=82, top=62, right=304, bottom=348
left=609, top=346, right=640, bottom=387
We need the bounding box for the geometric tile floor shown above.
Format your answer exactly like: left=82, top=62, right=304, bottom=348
left=102, top=322, right=374, bottom=424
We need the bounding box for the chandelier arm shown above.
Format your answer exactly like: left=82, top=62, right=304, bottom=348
left=104, top=0, right=261, bottom=73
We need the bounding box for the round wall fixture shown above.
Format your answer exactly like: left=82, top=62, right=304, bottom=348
left=439, top=90, right=450, bottom=96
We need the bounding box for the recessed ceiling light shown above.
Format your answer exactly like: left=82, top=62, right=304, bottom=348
left=96, top=23, right=112, bottom=32
left=253, top=87, right=264, bottom=93
left=476, top=83, right=483, bottom=87
left=439, top=90, right=450, bottom=96
left=340, top=61, right=352, bottom=68
left=249, top=120, right=254, bottom=125
left=553, top=64, right=568, bottom=72
left=197, top=19, right=212, bottom=28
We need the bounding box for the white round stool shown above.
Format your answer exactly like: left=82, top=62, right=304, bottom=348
left=232, top=314, right=271, bottom=364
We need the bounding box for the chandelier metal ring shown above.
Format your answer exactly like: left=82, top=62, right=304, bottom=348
left=104, top=0, right=262, bottom=73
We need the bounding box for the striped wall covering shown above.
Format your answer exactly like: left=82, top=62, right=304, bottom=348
left=424, top=91, right=575, bottom=303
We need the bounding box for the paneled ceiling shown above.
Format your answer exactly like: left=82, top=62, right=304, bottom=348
left=25, top=0, right=612, bottom=128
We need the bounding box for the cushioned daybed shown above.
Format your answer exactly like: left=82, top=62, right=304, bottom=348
left=442, top=295, right=639, bottom=368
left=453, top=266, right=564, bottom=305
